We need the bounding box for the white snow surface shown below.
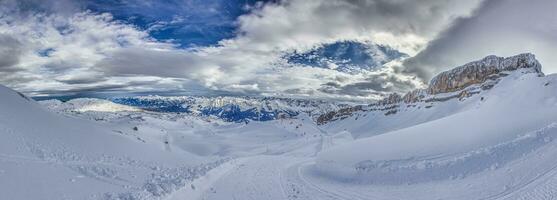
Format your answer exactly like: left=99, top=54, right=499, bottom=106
left=41, top=98, right=142, bottom=112
left=2, top=65, right=557, bottom=199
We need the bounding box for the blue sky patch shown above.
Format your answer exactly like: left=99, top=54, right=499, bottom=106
left=84, top=0, right=274, bottom=48
left=37, top=48, right=55, bottom=57
left=286, top=41, right=408, bottom=73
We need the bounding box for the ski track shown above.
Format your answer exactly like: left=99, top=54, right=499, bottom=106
left=196, top=154, right=557, bottom=200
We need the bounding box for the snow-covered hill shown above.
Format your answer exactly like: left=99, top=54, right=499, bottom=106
left=0, top=85, right=225, bottom=199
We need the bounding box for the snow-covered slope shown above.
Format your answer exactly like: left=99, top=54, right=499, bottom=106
left=41, top=98, right=141, bottom=112
left=0, top=85, right=225, bottom=199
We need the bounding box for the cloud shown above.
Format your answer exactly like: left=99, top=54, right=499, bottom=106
left=2, top=0, right=81, bottom=16
left=403, top=0, right=557, bottom=82
left=0, top=34, right=24, bottom=71
left=316, top=62, right=423, bottom=99
left=0, top=7, right=176, bottom=93
left=233, top=0, right=481, bottom=54
left=0, top=0, right=482, bottom=100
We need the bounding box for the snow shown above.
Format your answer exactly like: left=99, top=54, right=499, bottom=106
left=3, top=55, right=557, bottom=199
left=42, top=98, right=142, bottom=112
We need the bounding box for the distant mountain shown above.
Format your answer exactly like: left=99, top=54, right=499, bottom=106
left=91, top=96, right=354, bottom=123
left=285, top=41, right=407, bottom=73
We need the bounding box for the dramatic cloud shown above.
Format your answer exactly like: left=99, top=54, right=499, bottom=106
left=403, top=0, right=557, bottom=82
left=0, top=34, right=23, bottom=71
left=0, top=0, right=484, bottom=100
left=233, top=0, right=481, bottom=54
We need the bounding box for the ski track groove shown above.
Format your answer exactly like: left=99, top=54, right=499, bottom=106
left=487, top=158, right=557, bottom=200
left=293, top=161, right=361, bottom=200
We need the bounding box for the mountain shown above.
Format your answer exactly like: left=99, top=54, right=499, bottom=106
left=318, top=53, right=545, bottom=137
left=107, top=96, right=353, bottom=123
left=285, top=41, right=407, bottom=73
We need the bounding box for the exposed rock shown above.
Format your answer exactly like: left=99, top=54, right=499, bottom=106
left=375, top=93, right=403, bottom=106
left=402, top=89, right=426, bottom=104
left=427, top=53, right=542, bottom=95
left=317, top=105, right=363, bottom=125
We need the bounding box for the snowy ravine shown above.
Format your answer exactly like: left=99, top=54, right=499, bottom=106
left=3, top=53, right=557, bottom=200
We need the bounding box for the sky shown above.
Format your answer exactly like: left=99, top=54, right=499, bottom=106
left=0, top=0, right=555, bottom=101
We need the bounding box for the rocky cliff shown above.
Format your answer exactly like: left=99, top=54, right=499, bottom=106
left=428, top=53, right=543, bottom=94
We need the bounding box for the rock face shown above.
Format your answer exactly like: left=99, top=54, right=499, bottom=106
left=316, top=105, right=363, bottom=125
left=427, top=53, right=543, bottom=94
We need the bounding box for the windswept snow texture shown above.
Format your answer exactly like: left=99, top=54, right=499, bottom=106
left=4, top=54, right=557, bottom=199
left=286, top=41, right=407, bottom=73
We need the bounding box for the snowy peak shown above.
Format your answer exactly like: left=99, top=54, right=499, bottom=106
left=428, top=53, right=543, bottom=94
